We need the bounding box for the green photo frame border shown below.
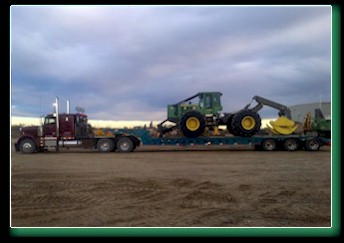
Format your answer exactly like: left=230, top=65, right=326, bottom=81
left=10, top=5, right=340, bottom=237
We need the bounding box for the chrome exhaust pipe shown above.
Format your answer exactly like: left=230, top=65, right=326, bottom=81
left=67, top=100, right=70, bottom=114
left=55, top=96, right=59, bottom=138
left=55, top=96, right=60, bottom=152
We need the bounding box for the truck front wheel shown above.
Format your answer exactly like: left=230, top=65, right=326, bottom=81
left=19, top=138, right=36, bottom=154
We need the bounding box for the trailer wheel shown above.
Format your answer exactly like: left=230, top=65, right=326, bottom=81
left=283, top=138, right=299, bottom=151
left=305, top=138, right=320, bottom=151
left=262, top=138, right=276, bottom=151
left=231, top=110, right=261, bottom=137
left=117, top=137, right=134, bottom=152
left=180, top=111, right=205, bottom=138
left=97, top=138, right=115, bottom=153
left=19, top=138, right=36, bottom=154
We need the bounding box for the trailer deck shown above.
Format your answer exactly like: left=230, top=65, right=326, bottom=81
left=111, top=128, right=330, bottom=151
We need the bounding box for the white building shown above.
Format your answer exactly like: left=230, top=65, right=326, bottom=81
left=289, top=102, right=331, bottom=123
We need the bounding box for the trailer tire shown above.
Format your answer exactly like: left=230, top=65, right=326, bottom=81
left=19, top=138, right=36, bottom=154
left=305, top=138, right=320, bottom=151
left=117, top=137, right=134, bottom=152
left=97, top=138, right=115, bottom=153
left=283, top=138, right=299, bottom=151
left=180, top=111, right=205, bottom=138
left=262, top=138, right=276, bottom=151
left=231, top=110, right=261, bottom=137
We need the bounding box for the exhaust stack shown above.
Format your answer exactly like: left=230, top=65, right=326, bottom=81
left=55, top=96, right=59, bottom=139
left=55, top=97, right=60, bottom=152
left=67, top=100, right=70, bottom=114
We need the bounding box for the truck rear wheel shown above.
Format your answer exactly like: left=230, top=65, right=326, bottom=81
left=231, top=110, right=261, bottom=137
left=97, top=138, right=115, bottom=153
left=19, top=138, right=36, bottom=154
left=180, top=111, right=205, bottom=138
left=116, top=137, right=134, bottom=152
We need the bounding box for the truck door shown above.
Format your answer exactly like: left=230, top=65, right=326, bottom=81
left=43, top=117, right=57, bottom=136
left=60, top=115, right=75, bottom=138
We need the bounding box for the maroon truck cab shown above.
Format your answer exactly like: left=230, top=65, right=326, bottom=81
left=15, top=113, right=94, bottom=153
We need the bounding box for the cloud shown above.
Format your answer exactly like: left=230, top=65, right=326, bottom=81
left=11, top=5, right=332, bottom=121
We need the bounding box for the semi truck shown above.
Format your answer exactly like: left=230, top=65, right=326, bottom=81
left=14, top=95, right=330, bottom=154
left=14, top=97, right=140, bottom=154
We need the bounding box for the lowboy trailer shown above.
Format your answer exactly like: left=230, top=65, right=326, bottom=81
left=111, top=128, right=330, bottom=152
left=14, top=97, right=330, bottom=154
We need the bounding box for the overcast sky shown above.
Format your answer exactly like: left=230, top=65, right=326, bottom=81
left=11, top=5, right=332, bottom=121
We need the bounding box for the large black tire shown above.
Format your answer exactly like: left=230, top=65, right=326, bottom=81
left=97, top=138, right=115, bottom=153
left=180, top=111, right=206, bottom=138
left=305, top=138, right=321, bottom=151
left=19, top=138, right=36, bottom=154
left=231, top=110, right=261, bottom=137
left=262, top=139, right=277, bottom=151
left=283, top=138, right=299, bottom=151
left=116, top=137, right=134, bottom=153
left=226, top=114, right=235, bottom=135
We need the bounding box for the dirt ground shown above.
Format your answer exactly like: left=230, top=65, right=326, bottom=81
left=11, top=138, right=331, bottom=227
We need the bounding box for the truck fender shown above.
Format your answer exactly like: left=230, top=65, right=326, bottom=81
left=129, top=135, right=141, bottom=148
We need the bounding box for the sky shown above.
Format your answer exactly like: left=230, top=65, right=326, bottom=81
left=10, top=5, right=332, bottom=124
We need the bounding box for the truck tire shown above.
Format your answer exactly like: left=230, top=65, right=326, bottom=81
left=231, top=110, right=261, bottom=137
left=19, top=138, right=36, bottom=154
left=116, top=137, right=134, bottom=152
left=180, top=111, right=205, bottom=138
left=97, top=138, right=115, bottom=153
left=305, top=138, right=320, bottom=151
left=262, top=138, right=276, bottom=151
left=283, top=138, right=299, bottom=151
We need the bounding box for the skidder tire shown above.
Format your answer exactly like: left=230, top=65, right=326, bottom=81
left=231, top=110, right=261, bottom=137
left=97, top=138, right=115, bottom=153
left=116, top=137, right=134, bottom=152
left=19, top=138, right=36, bottom=154
left=180, top=111, right=206, bottom=138
left=226, top=114, right=235, bottom=135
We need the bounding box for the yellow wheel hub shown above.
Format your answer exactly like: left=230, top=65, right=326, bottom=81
left=241, top=116, right=256, bottom=130
left=186, top=117, right=200, bottom=131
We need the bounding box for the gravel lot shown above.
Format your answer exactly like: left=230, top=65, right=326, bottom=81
left=11, top=141, right=331, bottom=227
